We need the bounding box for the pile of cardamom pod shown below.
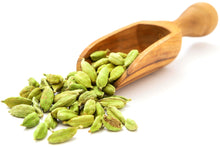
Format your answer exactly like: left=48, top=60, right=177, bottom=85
left=2, top=49, right=139, bottom=144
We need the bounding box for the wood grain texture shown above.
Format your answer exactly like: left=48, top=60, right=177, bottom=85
left=77, top=2, right=218, bottom=90
left=174, top=2, right=218, bottom=37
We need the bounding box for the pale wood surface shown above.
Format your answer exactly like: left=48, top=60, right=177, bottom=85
left=77, top=2, right=218, bottom=90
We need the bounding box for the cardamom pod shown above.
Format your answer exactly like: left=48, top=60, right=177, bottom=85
left=95, top=102, right=105, bottom=116
left=125, top=118, right=138, bottom=131
left=54, top=90, right=83, bottom=103
left=92, top=86, right=104, bottom=98
left=27, top=87, right=42, bottom=100
left=40, top=86, right=54, bottom=112
left=33, top=122, right=48, bottom=140
left=74, top=71, right=93, bottom=88
left=66, top=71, right=77, bottom=80
left=96, top=66, right=110, bottom=89
left=19, top=86, right=35, bottom=98
left=102, top=84, right=115, bottom=96
left=67, top=81, right=87, bottom=91
left=89, top=115, right=103, bottom=133
left=28, top=77, right=40, bottom=87
left=92, top=57, right=109, bottom=69
left=57, top=109, right=78, bottom=121
left=51, top=107, right=68, bottom=119
left=60, top=80, right=68, bottom=92
left=117, top=52, right=127, bottom=58
left=99, top=97, right=126, bottom=109
left=102, top=115, right=122, bottom=131
left=21, top=112, right=40, bottom=128
left=44, top=113, right=58, bottom=130
left=124, top=49, right=139, bottom=67
left=108, top=52, right=124, bottom=66
left=81, top=99, right=96, bottom=115
left=109, top=66, right=125, bottom=83
left=110, top=95, right=132, bottom=102
left=39, top=78, right=50, bottom=89
left=48, top=127, right=77, bottom=144
left=97, top=63, right=115, bottom=75
left=90, top=49, right=109, bottom=61
left=78, top=91, right=97, bottom=105
left=103, top=96, right=128, bottom=103
left=32, top=97, right=43, bottom=118
left=69, top=101, right=79, bottom=115
left=49, top=94, right=78, bottom=111
left=106, top=106, right=125, bottom=124
left=63, top=115, right=94, bottom=128
left=51, top=81, right=64, bottom=93
left=81, top=58, right=97, bottom=83
left=9, top=104, right=35, bottom=118
left=44, top=74, right=63, bottom=85
left=2, top=97, right=32, bottom=108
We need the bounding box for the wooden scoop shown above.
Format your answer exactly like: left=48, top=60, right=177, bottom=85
left=77, top=2, right=218, bottom=90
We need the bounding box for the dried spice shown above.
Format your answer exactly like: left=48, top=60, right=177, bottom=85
left=2, top=49, right=139, bottom=144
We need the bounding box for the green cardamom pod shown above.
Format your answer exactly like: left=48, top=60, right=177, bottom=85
left=19, top=86, right=35, bottom=98
left=81, top=58, right=97, bottom=83
left=60, top=80, right=68, bottom=92
left=92, top=57, right=109, bottom=69
left=92, top=86, right=104, bottom=98
left=27, top=87, right=42, bottom=100
left=125, top=118, right=138, bottom=131
left=54, top=90, right=83, bottom=103
left=2, top=97, right=32, bottom=108
left=40, top=86, right=54, bottom=112
left=95, top=102, right=105, bottom=116
left=69, top=101, right=80, bottom=115
left=51, top=81, right=64, bottom=93
left=90, top=49, right=109, bottom=61
left=44, top=74, right=63, bottom=85
left=51, top=107, right=68, bottom=119
left=28, top=77, right=40, bottom=87
left=117, top=52, right=127, bottom=58
left=97, top=63, right=115, bottom=74
left=66, top=71, right=77, bottom=80
left=21, top=112, right=40, bottom=128
left=33, top=122, right=48, bottom=140
left=44, top=113, right=58, bottom=131
left=102, top=84, right=115, bottom=96
left=108, top=52, right=124, bottom=66
left=96, top=64, right=106, bottom=74
left=96, top=66, right=110, bottom=89
left=32, top=97, right=43, bottom=118
left=48, top=127, right=77, bottom=144
left=67, top=81, right=87, bottom=91
left=57, top=109, right=78, bottom=121
left=49, top=94, right=78, bottom=111
left=63, top=115, right=94, bottom=128
left=89, top=115, right=103, bottom=133
left=103, top=96, right=128, bottom=103
left=78, top=91, right=97, bottom=105
left=81, top=99, right=96, bottom=115
left=9, top=104, right=35, bottom=118
left=99, top=97, right=126, bottom=109
left=74, top=71, right=93, bottom=88
left=109, top=66, right=125, bottom=83
left=124, top=49, right=139, bottom=68
left=106, top=106, right=125, bottom=124
left=102, top=115, right=122, bottom=131
left=39, top=78, right=50, bottom=89
left=110, top=95, right=132, bottom=102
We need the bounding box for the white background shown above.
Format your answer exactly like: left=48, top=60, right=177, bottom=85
left=0, top=0, right=219, bottom=147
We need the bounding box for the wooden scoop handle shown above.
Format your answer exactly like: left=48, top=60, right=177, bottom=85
left=174, top=2, right=218, bottom=37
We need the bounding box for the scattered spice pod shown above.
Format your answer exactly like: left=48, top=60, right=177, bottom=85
left=2, top=49, right=138, bottom=144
